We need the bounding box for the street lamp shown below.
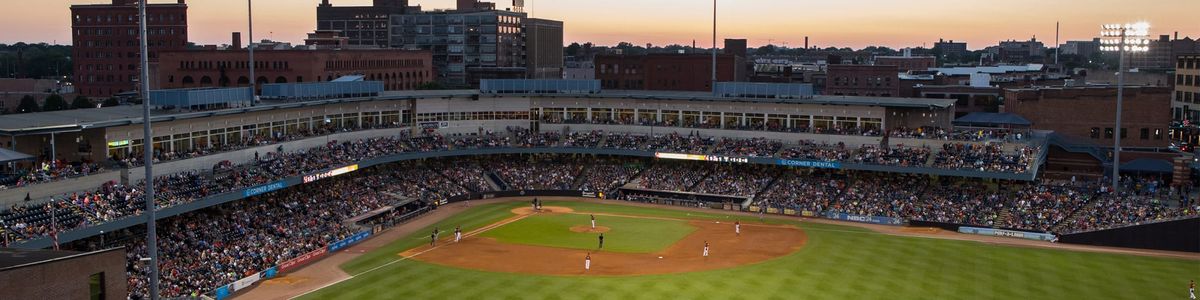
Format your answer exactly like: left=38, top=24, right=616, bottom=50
left=1099, top=22, right=1151, bottom=194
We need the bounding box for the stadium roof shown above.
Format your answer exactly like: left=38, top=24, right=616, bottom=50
left=0, top=89, right=953, bottom=135
left=0, top=148, right=35, bottom=163
left=1120, top=158, right=1174, bottom=173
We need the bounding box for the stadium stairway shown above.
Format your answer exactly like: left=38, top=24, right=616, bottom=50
left=485, top=171, right=509, bottom=191
left=570, top=165, right=593, bottom=190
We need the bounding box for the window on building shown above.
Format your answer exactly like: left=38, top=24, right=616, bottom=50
left=1154, top=129, right=1163, bottom=140
left=1104, top=128, right=1113, bottom=139
left=1140, top=128, right=1149, bottom=140
left=1120, top=128, right=1127, bottom=139
left=1090, top=127, right=1100, bottom=139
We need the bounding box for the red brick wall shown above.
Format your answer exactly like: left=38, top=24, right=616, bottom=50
left=825, top=65, right=900, bottom=97
left=156, top=49, right=433, bottom=91
left=594, top=54, right=742, bottom=91
left=875, top=56, right=936, bottom=72
left=71, top=1, right=189, bottom=97
left=0, top=249, right=127, bottom=300
left=1005, top=86, right=1173, bottom=148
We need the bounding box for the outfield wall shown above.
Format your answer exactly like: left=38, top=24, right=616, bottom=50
left=1059, top=217, right=1200, bottom=253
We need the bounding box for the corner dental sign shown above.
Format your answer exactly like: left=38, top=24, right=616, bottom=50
left=303, top=164, right=360, bottom=183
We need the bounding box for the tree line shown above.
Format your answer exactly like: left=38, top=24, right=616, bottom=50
left=12, top=94, right=120, bottom=114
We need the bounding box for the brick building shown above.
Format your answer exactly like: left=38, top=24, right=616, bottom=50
left=0, top=248, right=126, bottom=300
left=156, top=48, right=433, bottom=91
left=1005, top=86, right=1173, bottom=149
left=71, top=0, right=189, bottom=97
left=594, top=53, right=744, bottom=91
left=916, top=85, right=1001, bottom=118
left=825, top=64, right=900, bottom=97
left=875, top=56, right=936, bottom=72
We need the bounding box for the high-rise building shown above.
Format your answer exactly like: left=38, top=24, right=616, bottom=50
left=526, top=18, right=564, bottom=79
left=71, top=0, right=189, bottom=97
left=316, top=0, right=411, bottom=48
left=989, top=38, right=1045, bottom=64
left=1126, top=35, right=1200, bottom=71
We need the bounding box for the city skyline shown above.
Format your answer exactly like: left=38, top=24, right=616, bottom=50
left=4, top=0, right=1198, bottom=49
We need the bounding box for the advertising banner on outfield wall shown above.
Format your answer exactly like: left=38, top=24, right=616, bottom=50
left=215, top=285, right=231, bottom=300
left=279, top=248, right=329, bottom=272
left=328, top=230, right=372, bottom=252
left=230, top=272, right=262, bottom=292
left=959, top=227, right=1056, bottom=241
left=823, top=212, right=904, bottom=226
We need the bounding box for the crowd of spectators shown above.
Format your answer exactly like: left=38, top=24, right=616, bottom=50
left=2, top=160, right=102, bottom=188
left=636, top=163, right=710, bottom=192
left=490, top=158, right=582, bottom=190
left=850, top=145, right=932, bottom=167
left=933, top=143, right=1040, bottom=173
left=711, top=138, right=783, bottom=157
left=577, top=161, right=643, bottom=193
left=691, top=165, right=775, bottom=197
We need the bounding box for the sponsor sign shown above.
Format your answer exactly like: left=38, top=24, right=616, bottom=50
left=230, top=272, right=262, bottom=292
left=214, top=285, right=232, bottom=300
left=958, top=227, right=1056, bottom=241
left=279, top=248, right=328, bottom=272
left=419, top=121, right=449, bottom=129
left=654, top=152, right=750, bottom=164
left=243, top=180, right=288, bottom=197
left=824, top=212, right=903, bottom=226
left=303, top=164, right=360, bottom=183
left=262, top=267, right=278, bottom=280
left=776, top=159, right=842, bottom=169
left=328, top=230, right=372, bottom=252
left=783, top=208, right=796, bottom=215
left=581, top=191, right=597, bottom=198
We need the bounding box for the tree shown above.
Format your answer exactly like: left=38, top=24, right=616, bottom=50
left=102, top=97, right=121, bottom=107
left=16, top=95, right=39, bottom=113
left=565, top=42, right=582, bottom=57
left=71, top=95, right=94, bottom=109
left=42, top=94, right=68, bottom=111
left=416, top=82, right=444, bottom=90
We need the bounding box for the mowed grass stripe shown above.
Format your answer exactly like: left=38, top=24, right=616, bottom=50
left=302, top=201, right=1200, bottom=300
left=480, top=213, right=696, bottom=253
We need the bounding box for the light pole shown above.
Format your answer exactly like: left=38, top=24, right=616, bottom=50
left=1099, top=22, right=1150, bottom=194
left=137, top=0, right=160, bottom=297
left=248, top=0, right=256, bottom=104
left=711, top=0, right=717, bottom=93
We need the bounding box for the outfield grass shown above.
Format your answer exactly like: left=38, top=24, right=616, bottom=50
left=480, top=213, right=696, bottom=253
left=303, top=200, right=1200, bottom=300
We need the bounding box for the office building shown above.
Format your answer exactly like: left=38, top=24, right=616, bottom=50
left=933, top=39, right=968, bottom=58
left=1174, top=54, right=1200, bottom=146
left=316, top=0, right=413, bottom=48
left=526, top=18, right=564, bottom=79
left=71, top=0, right=189, bottom=97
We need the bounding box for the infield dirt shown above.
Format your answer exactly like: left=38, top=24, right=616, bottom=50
left=398, top=206, right=808, bottom=276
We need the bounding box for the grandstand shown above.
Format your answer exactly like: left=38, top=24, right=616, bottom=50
left=0, top=81, right=1194, bottom=299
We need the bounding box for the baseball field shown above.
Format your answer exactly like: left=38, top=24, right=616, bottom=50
left=271, top=199, right=1197, bottom=300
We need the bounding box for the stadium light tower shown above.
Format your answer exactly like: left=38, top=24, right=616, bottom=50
left=137, top=0, right=160, bottom=299
left=1099, top=21, right=1151, bottom=194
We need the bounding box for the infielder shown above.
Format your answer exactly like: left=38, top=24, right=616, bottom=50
left=454, top=226, right=462, bottom=243
left=430, top=227, right=439, bottom=246
left=585, top=253, right=592, bottom=271
left=598, top=233, right=605, bottom=249
left=735, top=221, right=741, bottom=236
left=590, top=214, right=596, bottom=229
left=703, top=241, right=710, bottom=257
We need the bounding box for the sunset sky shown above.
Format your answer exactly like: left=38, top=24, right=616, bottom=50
left=4, top=0, right=1198, bottom=49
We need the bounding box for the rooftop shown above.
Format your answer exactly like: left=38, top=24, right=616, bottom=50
left=0, top=248, right=83, bottom=271
left=0, top=89, right=954, bottom=135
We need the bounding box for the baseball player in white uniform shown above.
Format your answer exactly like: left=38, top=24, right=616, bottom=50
left=585, top=253, right=592, bottom=271
left=591, top=214, right=596, bottom=229
left=703, top=241, right=710, bottom=257
left=735, top=221, right=741, bottom=236
left=454, top=226, right=462, bottom=243
left=1189, top=280, right=1195, bottom=300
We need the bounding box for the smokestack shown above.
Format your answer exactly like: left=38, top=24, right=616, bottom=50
left=804, top=36, right=809, bottom=49
left=1176, top=31, right=1180, bottom=40
left=232, top=32, right=242, bottom=50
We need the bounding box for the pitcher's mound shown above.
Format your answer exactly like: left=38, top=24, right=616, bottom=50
left=570, top=225, right=611, bottom=233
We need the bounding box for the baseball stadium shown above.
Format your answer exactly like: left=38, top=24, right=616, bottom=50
left=0, top=80, right=1196, bottom=300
